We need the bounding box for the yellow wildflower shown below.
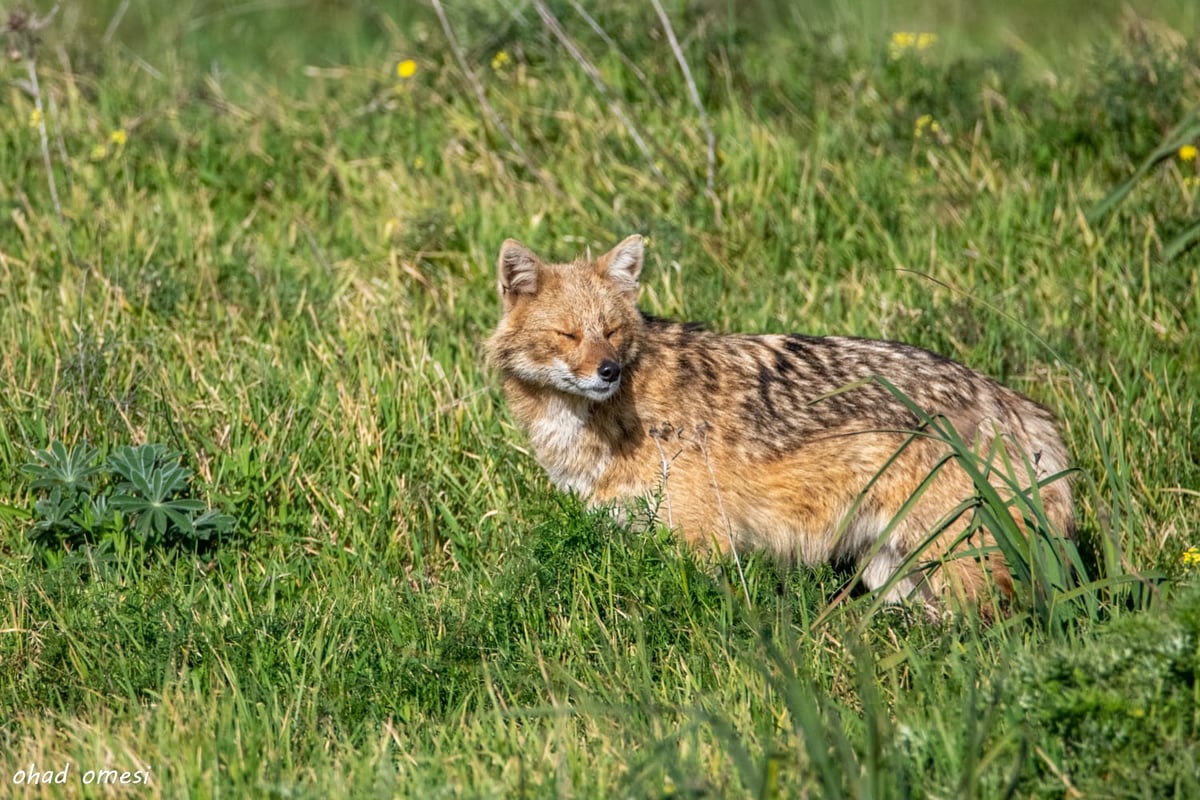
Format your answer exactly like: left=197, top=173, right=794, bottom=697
left=91, top=144, right=107, bottom=160
left=396, top=59, right=417, bottom=79
left=110, top=129, right=127, bottom=146
left=413, top=155, right=426, bottom=170
left=383, top=217, right=401, bottom=240
left=1179, top=144, right=1198, bottom=162
left=1183, top=546, right=1200, bottom=568
left=890, top=31, right=937, bottom=60
left=491, top=50, right=510, bottom=71
left=914, top=114, right=940, bottom=139
left=28, top=107, right=42, bottom=128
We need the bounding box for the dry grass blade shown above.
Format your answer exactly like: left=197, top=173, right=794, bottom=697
left=650, top=0, right=718, bottom=213
left=429, top=0, right=528, bottom=163
left=6, top=5, right=63, bottom=223
left=533, top=0, right=666, bottom=182
left=566, top=0, right=666, bottom=106
left=1087, top=108, right=1200, bottom=225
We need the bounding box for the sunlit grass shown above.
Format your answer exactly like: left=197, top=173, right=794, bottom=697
left=1, top=1, right=1198, bottom=796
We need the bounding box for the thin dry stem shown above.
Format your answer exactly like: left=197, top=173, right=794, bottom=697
left=47, top=90, right=72, bottom=196
left=651, top=0, right=716, bottom=202
left=648, top=428, right=676, bottom=529
left=26, top=57, right=62, bottom=224
left=6, top=5, right=63, bottom=223
left=693, top=423, right=751, bottom=606
left=566, top=0, right=666, bottom=106
left=429, top=0, right=528, bottom=162
left=533, top=0, right=666, bottom=182
left=102, top=0, right=132, bottom=46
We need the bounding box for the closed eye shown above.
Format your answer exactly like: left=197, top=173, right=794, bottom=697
left=604, top=327, right=620, bottom=341
left=554, top=330, right=579, bottom=342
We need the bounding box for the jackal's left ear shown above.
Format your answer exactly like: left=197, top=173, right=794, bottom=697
left=498, top=239, right=541, bottom=307
left=596, top=234, right=643, bottom=294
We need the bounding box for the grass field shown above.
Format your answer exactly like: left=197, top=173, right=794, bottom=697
left=2, top=0, right=1199, bottom=796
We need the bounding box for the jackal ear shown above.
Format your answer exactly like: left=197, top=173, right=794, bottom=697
left=596, top=234, right=643, bottom=294
left=497, top=239, right=541, bottom=305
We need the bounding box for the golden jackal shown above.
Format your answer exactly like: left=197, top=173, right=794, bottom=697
left=487, top=234, right=1074, bottom=609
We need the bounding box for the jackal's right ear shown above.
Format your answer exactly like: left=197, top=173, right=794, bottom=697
left=497, top=239, right=541, bottom=306
left=596, top=234, right=643, bottom=296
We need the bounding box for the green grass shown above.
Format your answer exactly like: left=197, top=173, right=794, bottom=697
left=2, top=0, right=1199, bottom=796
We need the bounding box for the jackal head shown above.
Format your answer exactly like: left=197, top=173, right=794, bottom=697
left=487, top=234, right=645, bottom=402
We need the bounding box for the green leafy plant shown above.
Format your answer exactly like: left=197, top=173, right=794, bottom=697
left=21, top=441, right=234, bottom=552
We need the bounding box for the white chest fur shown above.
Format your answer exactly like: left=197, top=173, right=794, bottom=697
left=525, top=394, right=611, bottom=495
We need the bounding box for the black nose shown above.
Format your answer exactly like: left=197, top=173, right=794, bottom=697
left=597, top=360, right=621, bottom=383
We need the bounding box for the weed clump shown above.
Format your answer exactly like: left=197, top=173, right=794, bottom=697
left=21, top=441, right=233, bottom=557
left=1012, top=582, right=1200, bottom=796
